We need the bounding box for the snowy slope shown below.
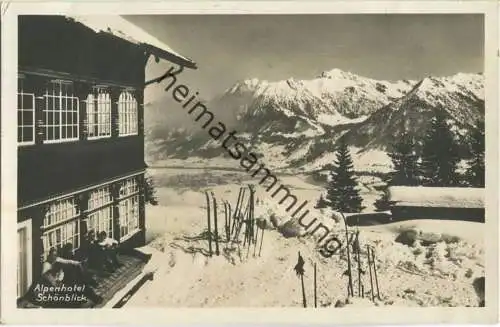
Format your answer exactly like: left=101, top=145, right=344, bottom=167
left=126, top=170, right=485, bottom=308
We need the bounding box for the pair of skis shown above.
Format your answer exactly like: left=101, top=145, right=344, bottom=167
left=231, top=185, right=265, bottom=259
left=204, top=191, right=219, bottom=257
left=205, top=185, right=265, bottom=259
left=366, top=245, right=381, bottom=301
left=340, top=212, right=381, bottom=301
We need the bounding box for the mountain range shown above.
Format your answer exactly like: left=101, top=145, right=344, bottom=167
left=144, top=68, right=484, bottom=173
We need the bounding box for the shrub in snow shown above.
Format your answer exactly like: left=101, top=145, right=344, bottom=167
left=442, top=234, right=461, bottom=244
left=419, top=232, right=442, bottom=246
left=395, top=229, right=419, bottom=246
left=256, top=217, right=273, bottom=230
left=277, top=219, right=306, bottom=238
left=472, top=276, right=485, bottom=306
left=144, top=174, right=159, bottom=205
left=269, top=213, right=280, bottom=228
left=413, top=246, right=424, bottom=257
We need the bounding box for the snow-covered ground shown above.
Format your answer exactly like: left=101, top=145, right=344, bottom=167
left=126, top=167, right=485, bottom=308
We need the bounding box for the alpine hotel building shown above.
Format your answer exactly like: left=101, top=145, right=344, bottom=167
left=17, top=15, right=196, bottom=301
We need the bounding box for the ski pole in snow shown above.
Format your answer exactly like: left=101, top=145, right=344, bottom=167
left=340, top=212, right=354, bottom=297
left=211, top=192, right=220, bottom=256
left=242, top=196, right=251, bottom=247
left=224, top=201, right=230, bottom=243
left=249, top=185, right=256, bottom=244
left=232, top=201, right=246, bottom=246
left=367, top=245, right=374, bottom=302
left=294, top=251, right=307, bottom=308
left=258, top=222, right=265, bottom=257
left=253, top=220, right=259, bottom=258
left=314, top=262, right=317, bottom=308
left=371, top=246, right=381, bottom=300
left=227, top=201, right=232, bottom=243
left=238, top=188, right=247, bottom=219
left=355, top=231, right=362, bottom=297
left=246, top=198, right=253, bottom=259
left=232, top=187, right=243, bottom=235
left=231, top=188, right=242, bottom=241
left=204, top=191, right=213, bottom=257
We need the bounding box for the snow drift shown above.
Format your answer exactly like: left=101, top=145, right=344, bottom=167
left=388, top=186, right=484, bottom=209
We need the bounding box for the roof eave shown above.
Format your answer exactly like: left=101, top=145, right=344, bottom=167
left=141, top=43, right=197, bottom=70
left=67, top=16, right=197, bottom=70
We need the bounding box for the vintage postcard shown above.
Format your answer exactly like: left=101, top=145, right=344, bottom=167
left=1, top=1, right=498, bottom=325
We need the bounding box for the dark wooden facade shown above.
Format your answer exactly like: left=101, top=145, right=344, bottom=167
left=390, top=206, right=485, bottom=223
left=16, top=15, right=194, bottom=300
left=387, top=186, right=485, bottom=224
left=19, top=16, right=146, bottom=89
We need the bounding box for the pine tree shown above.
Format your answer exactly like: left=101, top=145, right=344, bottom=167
left=466, top=120, right=485, bottom=187
left=374, top=132, right=418, bottom=211
left=388, top=132, right=419, bottom=186
left=144, top=175, right=159, bottom=205
left=374, top=188, right=393, bottom=212
left=419, top=111, right=461, bottom=186
left=325, top=138, right=364, bottom=213
left=315, top=194, right=328, bottom=209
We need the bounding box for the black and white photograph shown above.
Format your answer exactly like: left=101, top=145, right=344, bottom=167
left=1, top=1, right=498, bottom=325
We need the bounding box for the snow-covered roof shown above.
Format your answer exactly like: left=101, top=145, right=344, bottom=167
left=68, top=15, right=197, bottom=69
left=388, top=186, right=484, bottom=209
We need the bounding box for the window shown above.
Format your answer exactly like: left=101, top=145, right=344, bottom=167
left=17, top=79, right=35, bottom=145
left=43, top=80, right=79, bottom=143
left=119, top=178, right=139, bottom=198
left=86, top=89, right=111, bottom=139
left=119, top=195, right=139, bottom=240
left=118, top=178, right=140, bottom=240
left=118, top=91, right=138, bottom=136
left=87, top=187, right=114, bottom=237
left=41, top=197, right=80, bottom=259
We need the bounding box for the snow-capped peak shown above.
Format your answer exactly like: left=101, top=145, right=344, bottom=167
left=319, top=68, right=359, bottom=80
left=226, top=78, right=268, bottom=95
left=217, top=68, right=419, bottom=129
left=407, top=72, right=484, bottom=106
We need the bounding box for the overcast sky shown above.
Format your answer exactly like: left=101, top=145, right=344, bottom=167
left=125, top=14, right=484, bottom=102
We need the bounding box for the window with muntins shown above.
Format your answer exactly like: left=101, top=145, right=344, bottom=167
left=17, top=78, right=35, bottom=145
left=118, top=178, right=140, bottom=240
left=86, top=89, right=111, bottom=139
left=119, top=178, right=139, bottom=198
left=86, top=187, right=114, bottom=238
left=41, top=197, right=80, bottom=259
left=43, top=80, right=79, bottom=143
left=118, top=91, right=138, bottom=136
left=119, top=195, right=139, bottom=241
